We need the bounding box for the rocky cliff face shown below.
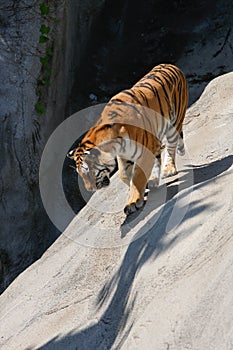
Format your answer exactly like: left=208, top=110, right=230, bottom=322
left=0, top=1, right=46, bottom=292
left=0, top=0, right=232, bottom=293
left=0, top=0, right=105, bottom=293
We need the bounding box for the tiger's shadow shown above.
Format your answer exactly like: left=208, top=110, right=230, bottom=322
left=36, top=155, right=232, bottom=350
left=120, top=155, right=233, bottom=237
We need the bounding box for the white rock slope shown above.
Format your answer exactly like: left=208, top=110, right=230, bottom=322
left=0, top=73, right=233, bottom=350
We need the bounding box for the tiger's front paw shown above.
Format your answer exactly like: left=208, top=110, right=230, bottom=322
left=161, top=164, right=177, bottom=178
left=124, top=199, right=144, bottom=216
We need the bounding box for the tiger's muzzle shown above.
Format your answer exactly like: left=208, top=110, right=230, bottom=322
left=96, top=176, right=110, bottom=189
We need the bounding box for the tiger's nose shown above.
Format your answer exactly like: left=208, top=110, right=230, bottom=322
left=96, top=176, right=110, bottom=189
left=102, top=176, right=110, bottom=187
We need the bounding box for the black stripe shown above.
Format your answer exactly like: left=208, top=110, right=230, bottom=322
left=122, top=90, right=142, bottom=104
left=148, top=77, right=170, bottom=103
left=84, top=140, right=95, bottom=147
left=138, top=90, right=150, bottom=107
left=159, top=115, right=165, bottom=139
left=132, top=142, right=138, bottom=159
left=166, top=65, right=180, bottom=81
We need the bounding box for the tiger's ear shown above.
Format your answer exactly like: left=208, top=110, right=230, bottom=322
left=67, top=148, right=76, bottom=159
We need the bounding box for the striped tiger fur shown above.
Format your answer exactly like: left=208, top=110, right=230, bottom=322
left=68, top=63, right=188, bottom=215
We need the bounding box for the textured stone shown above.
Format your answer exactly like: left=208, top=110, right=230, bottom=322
left=0, top=0, right=106, bottom=293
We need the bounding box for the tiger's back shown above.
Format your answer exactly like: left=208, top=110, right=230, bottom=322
left=111, top=64, right=187, bottom=129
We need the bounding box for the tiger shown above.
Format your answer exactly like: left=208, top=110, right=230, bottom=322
left=68, top=63, right=188, bottom=215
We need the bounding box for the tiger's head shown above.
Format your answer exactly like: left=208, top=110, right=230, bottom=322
left=67, top=145, right=117, bottom=192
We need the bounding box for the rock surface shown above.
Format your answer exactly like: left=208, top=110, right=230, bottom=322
left=0, top=0, right=52, bottom=293
left=0, top=0, right=106, bottom=292
left=0, top=73, right=232, bottom=349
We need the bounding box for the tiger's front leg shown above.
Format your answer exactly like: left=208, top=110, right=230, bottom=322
left=124, top=159, right=154, bottom=215
left=117, top=156, right=134, bottom=187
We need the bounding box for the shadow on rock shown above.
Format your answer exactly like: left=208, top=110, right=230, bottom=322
left=36, top=155, right=232, bottom=350
left=121, top=155, right=233, bottom=236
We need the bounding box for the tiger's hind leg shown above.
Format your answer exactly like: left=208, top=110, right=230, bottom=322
left=161, top=126, right=179, bottom=179
left=148, top=154, right=161, bottom=187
